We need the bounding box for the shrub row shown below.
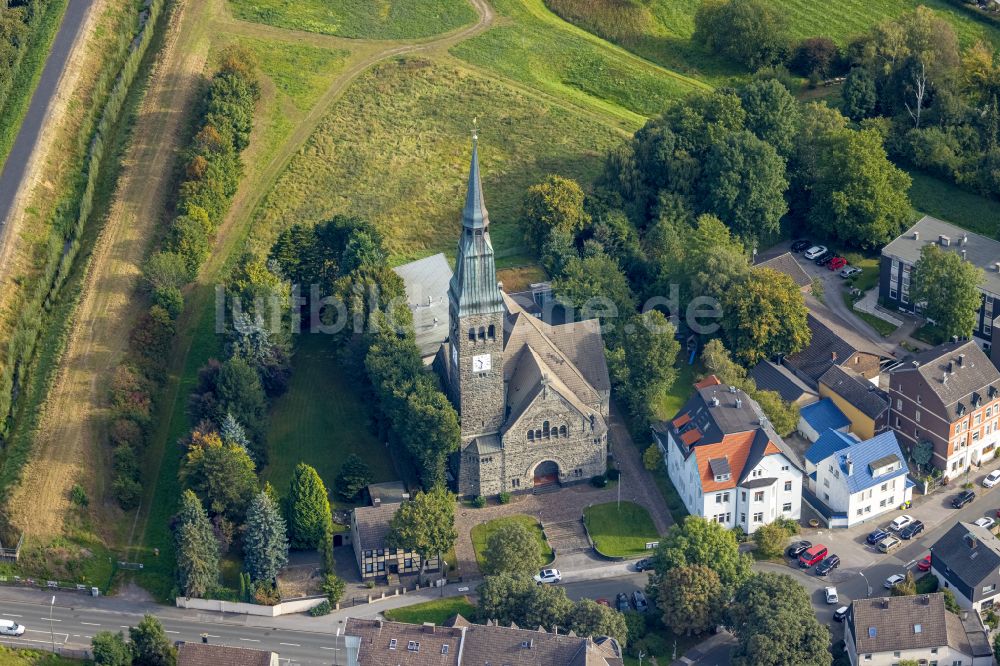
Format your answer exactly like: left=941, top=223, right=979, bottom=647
left=0, top=0, right=168, bottom=506
left=108, top=47, right=260, bottom=509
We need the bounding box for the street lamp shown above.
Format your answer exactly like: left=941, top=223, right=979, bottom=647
left=859, top=571, right=872, bottom=597
left=49, top=595, right=55, bottom=653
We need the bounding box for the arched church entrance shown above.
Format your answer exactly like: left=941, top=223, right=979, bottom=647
left=533, top=460, right=560, bottom=487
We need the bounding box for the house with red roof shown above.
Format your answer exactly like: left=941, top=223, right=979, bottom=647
left=652, top=376, right=803, bottom=534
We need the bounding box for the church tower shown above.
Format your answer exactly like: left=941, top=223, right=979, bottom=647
left=447, top=134, right=506, bottom=440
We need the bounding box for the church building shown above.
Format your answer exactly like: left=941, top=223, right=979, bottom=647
left=437, top=137, right=612, bottom=498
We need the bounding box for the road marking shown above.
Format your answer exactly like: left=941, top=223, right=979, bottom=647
left=204, top=634, right=219, bottom=638
left=46, top=619, right=61, bottom=622
left=6, top=615, right=21, bottom=618
left=80, top=622, right=101, bottom=626
left=164, top=630, right=179, bottom=634
left=320, top=647, right=336, bottom=650
left=279, top=642, right=300, bottom=647
left=240, top=638, right=261, bottom=643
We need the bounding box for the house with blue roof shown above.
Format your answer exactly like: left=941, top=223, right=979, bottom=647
left=805, top=430, right=914, bottom=528
left=798, top=397, right=851, bottom=443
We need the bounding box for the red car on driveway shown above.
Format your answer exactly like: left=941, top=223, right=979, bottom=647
left=828, top=257, right=847, bottom=271
left=917, top=555, right=932, bottom=572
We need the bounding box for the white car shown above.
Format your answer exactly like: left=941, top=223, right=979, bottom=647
left=824, top=586, right=839, bottom=604
left=533, top=568, right=562, bottom=584
left=803, top=245, right=827, bottom=260
left=975, top=517, right=996, bottom=530
left=839, top=266, right=863, bottom=278
left=0, top=619, right=24, bottom=636
left=889, top=515, right=914, bottom=532
left=984, top=470, right=1000, bottom=488
left=884, top=573, right=906, bottom=589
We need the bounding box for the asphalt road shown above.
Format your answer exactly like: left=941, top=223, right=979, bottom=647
left=0, top=574, right=652, bottom=664
left=0, top=0, right=96, bottom=229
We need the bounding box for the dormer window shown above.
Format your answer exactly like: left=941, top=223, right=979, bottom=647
left=389, top=639, right=397, bottom=650
left=715, top=474, right=731, bottom=482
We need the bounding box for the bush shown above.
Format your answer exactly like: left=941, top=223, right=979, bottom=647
left=607, top=468, right=621, bottom=481
left=983, top=609, right=998, bottom=630
left=309, top=599, right=332, bottom=616
left=773, top=516, right=800, bottom=535
left=642, top=444, right=662, bottom=471
left=752, top=522, right=788, bottom=558
left=113, top=474, right=142, bottom=510
left=113, top=444, right=139, bottom=478
left=591, top=474, right=608, bottom=488
left=788, top=36, right=841, bottom=78
left=70, top=484, right=89, bottom=507
left=472, top=495, right=487, bottom=508
left=253, top=582, right=281, bottom=606
left=498, top=491, right=511, bottom=504
left=110, top=417, right=144, bottom=449
left=322, top=573, right=345, bottom=604
left=153, top=285, right=184, bottom=319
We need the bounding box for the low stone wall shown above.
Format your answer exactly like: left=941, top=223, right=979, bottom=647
left=175, top=595, right=326, bottom=616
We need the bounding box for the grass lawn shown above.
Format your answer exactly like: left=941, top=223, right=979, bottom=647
left=913, top=322, right=949, bottom=346
left=842, top=291, right=898, bottom=338
left=583, top=501, right=661, bottom=558
left=908, top=170, right=1000, bottom=241
left=654, top=358, right=698, bottom=421
left=264, top=332, right=398, bottom=507
left=227, top=0, right=477, bottom=39
left=230, top=38, right=349, bottom=111
left=470, top=515, right=553, bottom=572
left=243, top=58, right=628, bottom=265
left=451, top=0, right=709, bottom=126
left=384, top=596, right=477, bottom=625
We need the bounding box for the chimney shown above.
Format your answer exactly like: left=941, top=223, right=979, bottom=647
left=831, top=351, right=838, bottom=362
left=948, top=361, right=954, bottom=374
left=882, top=598, right=889, bottom=609
left=423, top=623, right=435, bottom=634
left=914, top=230, right=920, bottom=240
left=958, top=353, right=965, bottom=367
left=373, top=497, right=381, bottom=507
left=921, top=594, right=930, bottom=605
left=735, top=398, right=743, bottom=409
left=995, top=262, right=1000, bottom=273
left=846, top=456, right=853, bottom=476
left=710, top=394, right=720, bottom=407
left=729, top=385, right=737, bottom=394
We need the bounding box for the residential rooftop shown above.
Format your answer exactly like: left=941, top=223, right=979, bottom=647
left=800, top=398, right=850, bottom=436
left=889, top=340, right=1000, bottom=421
left=819, top=365, right=889, bottom=420
left=882, top=215, right=1000, bottom=297
left=754, top=251, right=812, bottom=288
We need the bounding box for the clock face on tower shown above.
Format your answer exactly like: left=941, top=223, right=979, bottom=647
left=472, top=353, right=492, bottom=373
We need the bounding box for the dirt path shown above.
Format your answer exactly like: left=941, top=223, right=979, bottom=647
left=5, top=0, right=213, bottom=539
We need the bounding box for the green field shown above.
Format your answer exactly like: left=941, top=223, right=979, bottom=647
left=0, top=647, right=80, bottom=666
left=583, top=501, right=660, bottom=557
left=227, top=0, right=477, bottom=39
left=470, top=514, right=553, bottom=572
left=384, top=595, right=477, bottom=625
left=450, top=0, right=709, bottom=124
left=908, top=170, right=1000, bottom=240
left=264, top=332, right=398, bottom=506
left=243, top=58, right=628, bottom=264
left=232, top=38, right=349, bottom=111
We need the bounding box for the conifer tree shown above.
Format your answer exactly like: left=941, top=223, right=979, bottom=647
left=244, top=491, right=289, bottom=583
left=175, top=490, right=219, bottom=597
left=220, top=412, right=250, bottom=452
left=287, top=463, right=333, bottom=550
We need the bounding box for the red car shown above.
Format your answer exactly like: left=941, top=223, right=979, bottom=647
left=596, top=598, right=610, bottom=607
left=828, top=257, right=847, bottom=271
left=917, top=555, right=932, bottom=572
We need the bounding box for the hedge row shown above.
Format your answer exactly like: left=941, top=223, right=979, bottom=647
left=108, top=48, right=261, bottom=508
left=0, top=0, right=169, bottom=507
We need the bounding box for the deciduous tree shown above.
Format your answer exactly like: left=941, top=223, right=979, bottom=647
left=180, top=430, right=257, bottom=521
left=568, top=599, right=629, bottom=645
left=521, top=175, right=591, bottom=253
left=652, top=516, right=752, bottom=595
left=605, top=310, right=681, bottom=425
left=720, top=268, right=810, bottom=365
left=91, top=631, right=131, bottom=666
left=482, top=521, right=542, bottom=577
left=129, top=615, right=177, bottom=666
left=912, top=243, right=984, bottom=340
left=693, top=0, right=790, bottom=70
left=658, top=564, right=724, bottom=635
left=386, top=487, right=457, bottom=585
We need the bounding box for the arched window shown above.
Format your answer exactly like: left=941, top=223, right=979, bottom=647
left=542, top=421, right=550, bottom=437
left=559, top=425, right=567, bottom=437
left=478, top=326, right=486, bottom=340
left=535, top=429, right=542, bottom=440
left=468, top=328, right=475, bottom=341
left=527, top=430, right=534, bottom=441
left=487, top=324, right=495, bottom=339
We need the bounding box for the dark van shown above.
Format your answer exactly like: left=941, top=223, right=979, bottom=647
left=799, top=544, right=828, bottom=568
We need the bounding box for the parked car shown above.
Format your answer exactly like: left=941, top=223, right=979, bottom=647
left=0, top=620, right=24, bottom=637
left=899, top=520, right=925, bottom=540
left=815, top=554, right=841, bottom=576
left=615, top=592, right=630, bottom=613
left=634, top=558, right=653, bottom=572
left=632, top=590, right=649, bottom=613
left=984, top=470, right=1000, bottom=488
left=799, top=544, right=828, bottom=568
left=884, top=573, right=906, bottom=589
left=975, top=516, right=996, bottom=530
left=786, top=540, right=812, bottom=558
left=833, top=606, right=849, bottom=622
left=825, top=586, right=839, bottom=604
left=878, top=536, right=902, bottom=554
left=917, top=555, right=932, bottom=572
left=889, top=515, right=914, bottom=532
left=828, top=257, right=847, bottom=271
left=814, top=251, right=834, bottom=266
left=953, top=489, right=977, bottom=508
left=791, top=239, right=812, bottom=252
left=596, top=598, right=610, bottom=607
left=866, top=528, right=889, bottom=545
left=803, top=245, right=827, bottom=260
left=534, top=568, right=562, bottom=584
left=840, top=266, right=863, bottom=278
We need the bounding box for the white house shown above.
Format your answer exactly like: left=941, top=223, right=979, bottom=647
left=651, top=376, right=802, bottom=534
left=805, top=430, right=914, bottom=528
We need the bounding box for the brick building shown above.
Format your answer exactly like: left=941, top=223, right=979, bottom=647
left=436, top=137, right=611, bottom=498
